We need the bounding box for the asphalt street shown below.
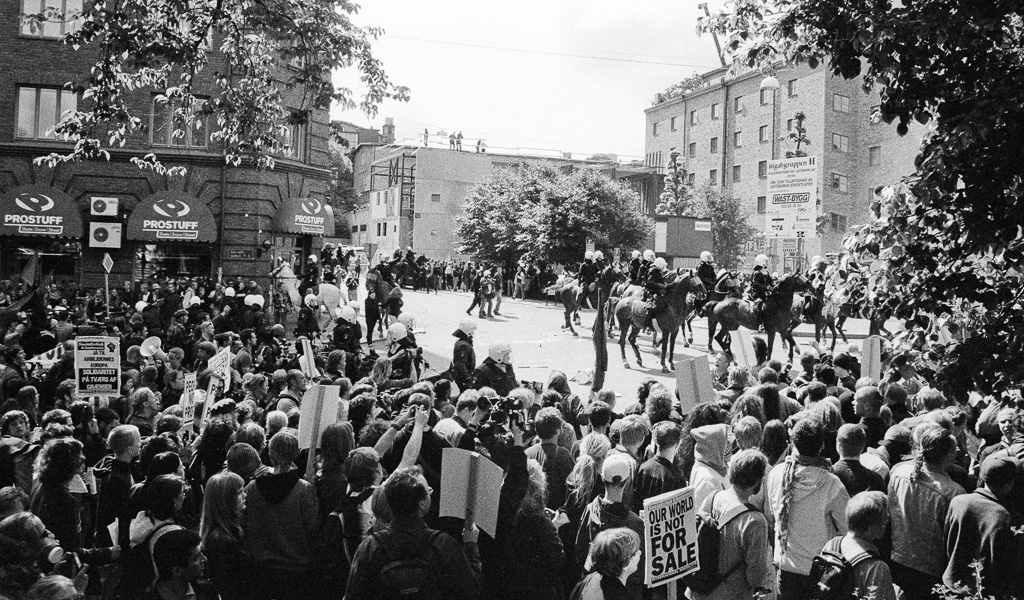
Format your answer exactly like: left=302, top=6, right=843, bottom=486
left=369, top=287, right=888, bottom=408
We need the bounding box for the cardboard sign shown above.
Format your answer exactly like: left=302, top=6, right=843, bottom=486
left=675, top=357, right=717, bottom=415
left=75, top=336, right=120, bottom=396
left=729, top=328, right=757, bottom=369
left=440, top=448, right=504, bottom=537
left=299, top=338, right=320, bottom=380
left=199, top=373, right=223, bottom=426
left=178, top=373, right=198, bottom=439
left=207, top=347, right=232, bottom=389
left=644, top=487, right=698, bottom=587
left=297, top=385, right=340, bottom=450
left=863, top=335, right=883, bottom=381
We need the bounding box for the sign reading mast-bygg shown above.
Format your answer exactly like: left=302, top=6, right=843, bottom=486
left=765, top=156, right=819, bottom=239
left=75, top=337, right=121, bottom=395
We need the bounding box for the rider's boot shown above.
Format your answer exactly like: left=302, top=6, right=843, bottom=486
left=755, top=300, right=766, bottom=333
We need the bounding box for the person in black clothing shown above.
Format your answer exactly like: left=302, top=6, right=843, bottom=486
left=94, top=425, right=141, bottom=546
left=749, top=254, right=773, bottom=322
left=854, top=387, right=889, bottom=449
left=466, top=269, right=483, bottom=316
left=474, top=341, right=518, bottom=397
left=363, top=291, right=381, bottom=345
left=295, top=295, right=320, bottom=340
left=627, top=250, right=642, bottom=285
left=832, top=424, right=885, bottom=496
left=632, top=421, right=686, bottom=514
left=450, top=319, right=477, bottom=392
left=332, top=306, right=361, bottom=355
left=696, top=251, right=717, bottom=292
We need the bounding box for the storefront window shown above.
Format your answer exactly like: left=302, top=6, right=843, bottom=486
left=135, top=243, right=212, bottom=279
left=0, top=238, right=80, bottom=281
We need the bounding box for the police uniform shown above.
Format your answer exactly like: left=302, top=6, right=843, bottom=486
left=749, top=267, right=773, bottom=301
left=628, top=256, right=643, bottom=284
left=696, top=261, right=716, bottom=292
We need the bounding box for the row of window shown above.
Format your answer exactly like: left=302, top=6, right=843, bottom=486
left=685, top=131, right=882, bottom=164
left=653, top=92, right=877, bottom=137
left=14, top=86, right=307, bottom=158
left=375, top=223, right=397, bottom=236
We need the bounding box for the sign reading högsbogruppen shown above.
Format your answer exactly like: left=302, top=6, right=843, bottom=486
left=766, top=156, right=819, bottom=239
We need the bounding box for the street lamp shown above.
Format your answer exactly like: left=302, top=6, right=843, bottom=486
left=759, top=75, right=780, bottom=90
left=760, top=74, right=781, bottom=272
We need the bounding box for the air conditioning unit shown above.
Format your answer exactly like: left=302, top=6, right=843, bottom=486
left=90, top=196, right=119, bottom=217
left=90, top=222, right=122, bottom=249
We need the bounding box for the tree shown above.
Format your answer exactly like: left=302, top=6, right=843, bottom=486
left=655, top=150, right=694, bottom=216
left=692, top=184, right=757, bottom=271
left=784, top=111, right=810, bottom=158
left=701, top=0, right=1024, bottom=393
left=456, top=164, right=652, bottom=266
left=22, top=0, right=408, bottom=173
left=324, top=148, right=361, bottom=215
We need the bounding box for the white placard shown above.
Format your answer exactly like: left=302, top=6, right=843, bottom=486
left=644, top=487, right=698, bottom=586
left=675, top=356, right=717, bottom=415
left=75, top=337, right=120, bottom=396
left=766, top=156, right=819, bottom=239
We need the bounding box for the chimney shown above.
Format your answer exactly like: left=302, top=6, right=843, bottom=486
left=382, top=117, right=395, bottom=144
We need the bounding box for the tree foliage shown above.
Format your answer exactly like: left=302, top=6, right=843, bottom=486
left=655, top=157, right=693, bottom=217
left=22, top=0, right=408, bottom=173
left=456, top=164, right=652, bottom=267
left=700, top=0, right=1024, bottom=393
left=324, top=147, right=361, bottom=215
left=693, top=184, right=757, bottom=271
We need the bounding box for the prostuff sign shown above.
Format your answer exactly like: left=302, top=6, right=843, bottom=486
left=0, top=185, right=84, bottom=239
left=294, top=199, right=327, bottom=234
left=143, top=197, right=200, bottom=240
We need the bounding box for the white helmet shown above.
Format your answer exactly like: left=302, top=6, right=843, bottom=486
left=135, top=301, right=148, bottom=312
left=701, top=251, right=713, bottom=263
left=251, top=295, right=265, bottom=308
left=337, top=306, right=356, bottom=323
left=584, top=250, right=594, bottom=260
left=458, top=318, right=477, bottom=336
left=654, top=257, right=668, bottom=270
left=243, top=294, right=255, bottom=306
left=224, top=287, right=235, bottom=297
left=811, top=255, right=822, bottom=267
left=304, top=294, right=317, bottom=308
left=755, top=254, right=769, bottom=268
left=387, top=322, right=408, bottom=342
left=308, top=255, right=318, bottom=263
left=488, top=340, right=512, bottom=365
left=189, top=297, right=202, bottom=307
left=593, top=250, right=604, bottom=261
left=483, top=270, right=492, bottom=277
left=397, top=313, right=415, bottom=330
left=643, top=249, right=655, bottom=261
left=631, top=250, right=640, bottom=259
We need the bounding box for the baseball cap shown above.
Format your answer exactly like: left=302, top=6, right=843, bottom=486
left=602, top=452, right=634, bottom=484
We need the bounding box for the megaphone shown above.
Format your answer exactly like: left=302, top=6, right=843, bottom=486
left=140, top=336, right=167, bottom=363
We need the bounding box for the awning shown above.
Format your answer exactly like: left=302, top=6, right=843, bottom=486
left=127, top=191, right=218, bottom=243
left=0, top=185, right=83, bottom=239
left=271, top=197, right=335, bottom=236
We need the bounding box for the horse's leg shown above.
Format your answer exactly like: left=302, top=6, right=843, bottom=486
left=618, top=315, right=631, bottom=368
left=707, top=314, right=717, bottom=353
left=565, top=306, right=578, bottom=336
left=766, top=330, right=775, bottom=359
left=629, top=322, right=643, bottom=367
left=785, top=330, right=799, bottom=363
left=836, top=315, right=849, bottom=343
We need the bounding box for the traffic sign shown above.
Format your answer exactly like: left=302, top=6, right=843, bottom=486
left=102, top=253, right=114, bottom=274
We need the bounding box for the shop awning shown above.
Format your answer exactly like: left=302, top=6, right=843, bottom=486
left=127, top=191, right=218, bottom=243
left=0, top=185, right=83, bottom=239
left=271, top=198, right=335, bottom=236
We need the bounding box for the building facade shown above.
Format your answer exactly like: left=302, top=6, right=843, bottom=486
left=1, top=3, right=334, bottom=292
left=644, top=63, right=923, bottom=272
left=348, top=144, right=662, bottom=264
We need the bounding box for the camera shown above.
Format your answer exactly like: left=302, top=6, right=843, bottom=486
left=491, top=396, right=533, bottom=435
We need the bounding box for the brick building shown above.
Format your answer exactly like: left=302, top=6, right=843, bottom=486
left=0, top=4, right=334, bottom=292
left=644, top=63, right=923, bottom=272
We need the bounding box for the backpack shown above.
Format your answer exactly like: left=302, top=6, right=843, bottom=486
left=681, top=490, right=757, bottom=594
left=116, top=521, right=181, bottom=599
left=808, top=536, right=878, bottom=600
left=372, top=529, right=444, bottom=600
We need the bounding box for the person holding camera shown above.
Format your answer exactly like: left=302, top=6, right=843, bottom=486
left=474, top=341, right=517, bottom=397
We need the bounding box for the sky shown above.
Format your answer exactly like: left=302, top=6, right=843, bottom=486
left=331, top=0, right=727, bottom=161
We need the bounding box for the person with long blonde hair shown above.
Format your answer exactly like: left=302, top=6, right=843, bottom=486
left=200, top=472, right=253, bottom=600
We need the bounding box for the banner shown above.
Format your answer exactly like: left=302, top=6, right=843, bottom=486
left=644, top=487, right=698, bottom=587
left=766, top=156, right=819, bottom=239
left=675, top=357, right=717, bottom=415
left=440, top=448, right=504, bottom=537
left=75, top=337, right=120, bottom=396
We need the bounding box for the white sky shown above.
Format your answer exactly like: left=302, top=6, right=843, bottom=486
left=331, top=0, right=726, bottom=161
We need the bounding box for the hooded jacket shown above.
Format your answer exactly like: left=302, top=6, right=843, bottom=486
left=242, top=470, right=319, bottom=571
left=474, top=357, right=518, bottom=396
left=574, top=497, right=644, bottom=600
left=766, top=455, right=850, bottom=575
left=690, top=423, right=729, bottom=511
left=450, top=329, right=476, bottom=390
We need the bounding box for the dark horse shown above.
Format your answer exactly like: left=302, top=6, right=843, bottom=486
left=709, top=273, right=812, bottom=362
left=805, top=293, right=894, bottom=351
left=615, top=272, right=706, bottom=373
left=547, top=278, right=585, bottom=336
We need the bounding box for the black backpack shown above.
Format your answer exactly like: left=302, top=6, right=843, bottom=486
left=681, top=490, right=757, bottom=594
left=372, top=529, right=444, bottom=599
left=808, top=536, right=878, bottom=600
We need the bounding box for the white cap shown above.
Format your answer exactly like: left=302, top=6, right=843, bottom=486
left=135, top=301, right=148, bottom=312
left=224, top=287, right=235, bottom=297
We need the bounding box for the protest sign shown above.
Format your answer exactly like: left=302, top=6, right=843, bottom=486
left=178, top=373, right=198, bottom=439
left=644, top=487, right=698, bottom=587
left=440, top=448, right=503, bottom=537
left=208, top=347, right=232, bottom=388
left=299, top=337, right=320, bottom=379
left=729, top=328, right=757, bottom=369
left=675, top=356, right=717, bottom=415
left=299, top=385, right=340, bottom=480
left=198, top=373, right=223, bottom=426
left=75, top=337, right=120, bottom=396
left=863, top=335, right=883, bottom=381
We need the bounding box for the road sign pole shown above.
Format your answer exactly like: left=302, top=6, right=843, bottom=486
left=104, top=272, right=110, bottom=319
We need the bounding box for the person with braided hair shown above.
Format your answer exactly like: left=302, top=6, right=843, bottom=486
left=765, top=417, right=849, bottom=600
left=887, top=422, right=965, bottom=600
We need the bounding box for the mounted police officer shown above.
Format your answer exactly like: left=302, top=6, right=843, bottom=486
left=696, top=251, right=716, bottom=292
left=577, top=250, right=598, bottom=308
left=749, top=253, right=773, bottom=322
left=803, top=255, right=828, bottom=321
left=636, top=249, right=655, bottom=286
left=643, top=256, right=669, bottom=330
left=628, top=249, right=643, bottom=284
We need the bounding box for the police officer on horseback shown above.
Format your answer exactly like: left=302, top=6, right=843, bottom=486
left=637, top=249, right=655, bottom=285
left=748, top=253, right=773, bottom=322
left=803, top=255, right=828, bottom=321
left=696, top=251, right=716, bottom=292
left=577, top=250, right=598, bottom=307
left=628, top=250, right=643, bottom=284
left=643, top=256, right=669, bottom=329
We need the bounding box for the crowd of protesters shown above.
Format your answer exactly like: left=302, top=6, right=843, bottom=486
left=0, top=259, right=1021, bottom=600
